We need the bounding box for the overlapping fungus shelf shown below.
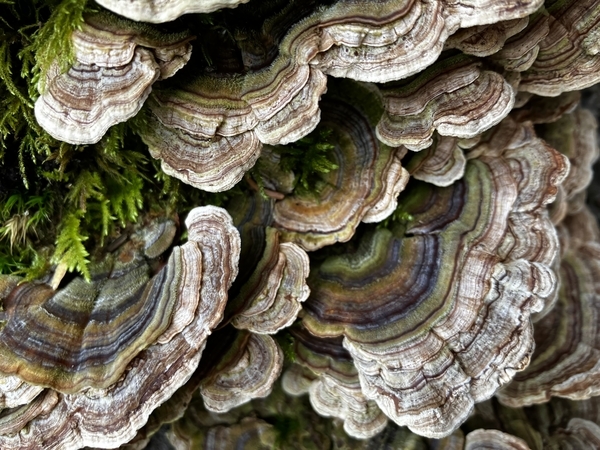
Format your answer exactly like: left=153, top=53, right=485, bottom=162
left=303, top=117, right=568, bottom=437
left=282, top=326, right=388, bottom=439
left=138, top=0, right=541, bottom=192
left=498, top=207, right=600, bottom=407
left=0, top=207, right=240, bottom=449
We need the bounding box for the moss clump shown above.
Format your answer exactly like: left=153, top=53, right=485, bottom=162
left=0, top=0, right=244, bottom=279
left=275, top=126, right=339, bottom=197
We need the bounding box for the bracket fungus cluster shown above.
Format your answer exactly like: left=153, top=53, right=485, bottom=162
left=0, top=206, right=241, bottom=448
left=6, top=0, right=600, bottom=448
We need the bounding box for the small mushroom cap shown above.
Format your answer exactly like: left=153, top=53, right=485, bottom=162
left=95, top=0, right=252, bottom=23
left=405, top=134, right=467, bottom=187
left=142, top=64, right=327, bottom=192
left=232, top=239, right=310, bottom=335
left=465, top=429, right=531, bottom=450
left=200, top=331, right=283, bottom=413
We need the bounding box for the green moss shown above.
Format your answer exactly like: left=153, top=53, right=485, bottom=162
left=19, top=0, right=90, bottom=95
left=275, top=331, right=297, bottom=364
left=275, top=126, right=338, bottom=197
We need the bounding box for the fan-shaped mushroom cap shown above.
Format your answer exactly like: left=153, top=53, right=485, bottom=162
left=95, top=0, right=251, bottom=23
left=498, top=207, right=600, bottom=407
left=0, top=206, right=241, bottom=449
left=283, top=327, right=388, bottom=440
left=141, top=115, right=262, bottom=192
left=35, top=50, right=160, bottom=145
left=272, top=85, right=409, bottom=251
left=465, top=429, right=531, bottom=450
left=445, top=18, right=529, bottom=57
left=302, top=117, right=568, bottom=438
left=376, top=56, right=515, bottom=151
left=35, top=12, right=193, bottom=145
left=200, top=331, right=283, bottom=413
left=142, top=64, right=326, bottom=192
left=223, top=195, right=309, bottom=334
left=0, top=219, right=182, bottom=393
left=405, top=134, right=470, bottom=187
left=519, top=0, right=600, bottom=96
left=232, top=239, right=310, bottom=335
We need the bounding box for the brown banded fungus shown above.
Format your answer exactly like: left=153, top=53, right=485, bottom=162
left=519, top=0, right=600, bottom=96
left=231, top=238, right=310, bottom=335
left=35, top=12, right=193, bottom=145
left=282, top=327, right=388, bottom=439
left=143, top=64, right=326, bottom=191
left=465, top=429, right=531, bottom=450
left=0, top=206, right=241, bottom=449
left=405, top=134, right=472, bottom=187
left=498, top=207, right=600, bottom=407
left=200, top=331, right=283, bottom=413
left=95, top=0, right=251, bottom=23
left=139, top=0, right=540, bottom=192
left=376, top=56, right=515, bottom=151
left=272, top=84, right=409, bottom=251
left=302, top=117, right=568, bottom=438
left=222, top=195, right=310, bottom=334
